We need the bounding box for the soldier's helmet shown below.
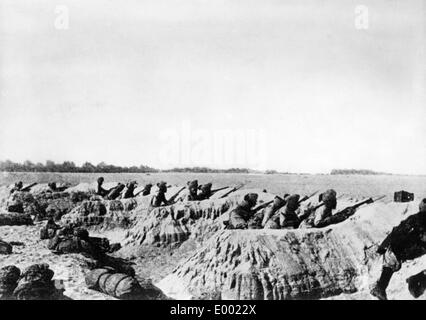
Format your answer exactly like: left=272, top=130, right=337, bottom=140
left=286, top=194, right=301, bottom=211
left=15, top=181, right=23, bottom=189
left=157, top=181, right=167, bottom=192
left=97, top=177, right=104, bottom=185
left=244, top=193, right=258, bottom=207
left=419, top=199, right=426, bottom=213
left=144, top=183, right=153, bottom=190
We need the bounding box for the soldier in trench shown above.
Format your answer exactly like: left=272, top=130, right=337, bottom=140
left=227, top=193, right=259, bottom=229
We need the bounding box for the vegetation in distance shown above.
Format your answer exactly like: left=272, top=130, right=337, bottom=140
left=330, top=169, right=390, bottom=175
left=0, top=160, right=391, bottom=175
left=0, top=160, right=252, bottom=174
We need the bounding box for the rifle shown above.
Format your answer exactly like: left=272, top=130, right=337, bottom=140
left=135, top=189, right=149, bottom=197
left=315, top=195, right=386, bottom=228
left=20, top=182, right=37, bottom=192
left=252, top=200, right=274, bottom=213
left=337, top=195, right=386, bottom=214
left=298, top=190, right=319, bottom=205
left=211, top=186, right=229, bottom=195
left=168, top=187, right=186, bottom=204
left=219, top=184, right=245, bottom=199
left=298, top=201, right=325, bottom=222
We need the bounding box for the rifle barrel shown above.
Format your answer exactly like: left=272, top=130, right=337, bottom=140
left=21, top=182, right=37, bottom=191
left=169, top=187, right=186, bottom=203
left=212, top=186, right=229, bottom=193
left=219, top=185, right=244, bottom=199
left=298, top=190, right=319, bottom=204
left=253, top=200, right=274, bottom=212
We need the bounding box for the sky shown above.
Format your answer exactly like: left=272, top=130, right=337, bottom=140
left=0, top=0, right=425, bottom=174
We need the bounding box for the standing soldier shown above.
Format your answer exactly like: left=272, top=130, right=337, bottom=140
left=370, top=198, right=426, bottom=300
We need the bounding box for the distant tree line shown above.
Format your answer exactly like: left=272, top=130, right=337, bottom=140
left=0, top=160, right=256, bottom=174
left=162, top=167, right=251, bottom=173
left=265, top=170, right=278, bottom=174
left=330, top=169, right=388, bottom=175
left=0, top=160, right=158, bottom=173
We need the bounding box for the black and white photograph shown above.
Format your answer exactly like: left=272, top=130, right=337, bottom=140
left=0, top=0, right=425, bottom=308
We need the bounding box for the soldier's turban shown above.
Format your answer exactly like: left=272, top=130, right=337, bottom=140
left=187, top=180, right=198, bottom=190
left=322, top=189, right=337, bottom=203
left=244, top=193, right=258, bottom=205
left=157, top=182, right=167, bottom=192
left=286, top=194, right=301, bottom=210
left=200, top=183, right=212, bottom=192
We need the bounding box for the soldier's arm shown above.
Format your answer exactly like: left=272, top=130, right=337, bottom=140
left=313, top=207, right=326, bottom=227
left=162, top=193, right=170, bottom=206
left=377, top=216, right=417, bottom=254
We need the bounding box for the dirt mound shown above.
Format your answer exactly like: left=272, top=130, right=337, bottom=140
left=32, top=190, right=92, bottom=220
left=120, top=190, right=276, bottom=252
left=157, top=201, right=422, bottom=300
left=0, top=184, right=95, bottom=222
left=61, top=197, right=151, bottom=230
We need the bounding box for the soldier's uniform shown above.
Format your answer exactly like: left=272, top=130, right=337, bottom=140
left=96, top=177, right=109, bottom=197
left=122, top=181, right=137, bottom=199
left=298, top=189, right=337, bottom=228
left=40, top=218, right=61, bottom=240
left=186, top=180, right=199, bottom=201
left=106, top=183, right=125, bottom=200
left=48, top=227, right=105, bottom=259
left=150, top=182, right=169, bottom=207
left=263, top=195, right=287, bottom=229
left=141, top=184, right=153, bottom=196
left=197, top=183, right=213, bottom=201
left=9, top=182, right=23, bottom=194
left=228, top=193, right=258, bottom=229
left=371, top=198, right=426, bottom=300
left=279, top=194, right=301, bottom=229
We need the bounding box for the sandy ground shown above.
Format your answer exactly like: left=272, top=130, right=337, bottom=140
left=0, top=223, right=116, bottom=300
left=0, top=223, right=188, bottom=300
